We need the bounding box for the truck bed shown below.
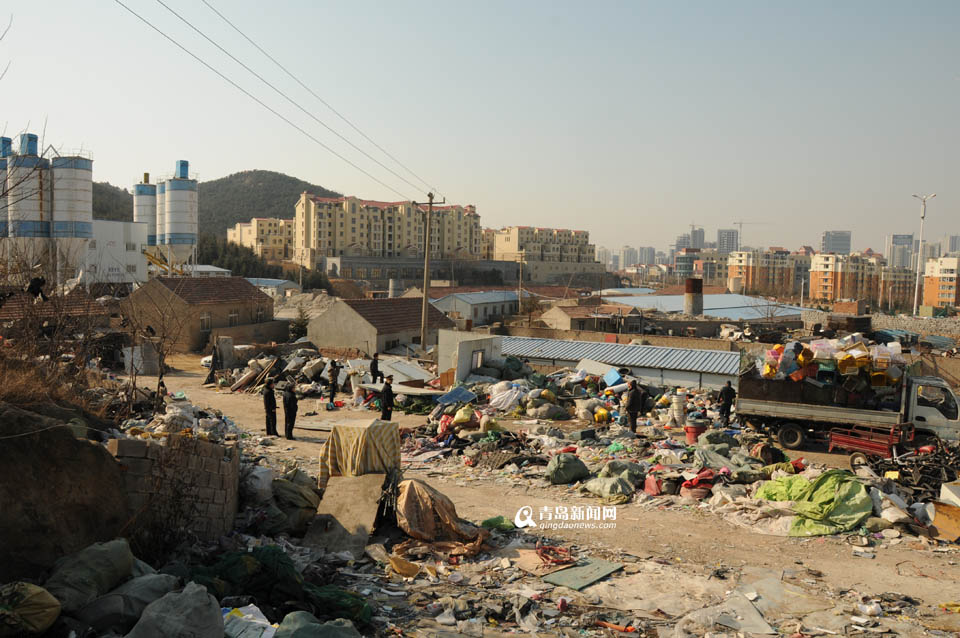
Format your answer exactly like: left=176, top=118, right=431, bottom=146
left=737, top=398, right=901, bottom=428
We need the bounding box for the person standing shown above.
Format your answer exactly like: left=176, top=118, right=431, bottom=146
left=380, top=375, right=394, bottom=421
left=262, top=379, right=278, bottom=436
left=282, top=382, right=298, bottom=440
left=327, top=360, right=340, bottom=403
left=718, top=380, right=737, bottom=425
left=624, top=380, right=646, bottom=433
left=370, top=353, right=384, bottom=383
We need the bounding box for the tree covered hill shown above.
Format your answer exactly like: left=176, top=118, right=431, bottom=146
left=92, top=169, right=340, bottom=234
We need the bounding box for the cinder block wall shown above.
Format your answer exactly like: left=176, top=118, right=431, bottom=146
left=108, top=435, right=240, bottom=539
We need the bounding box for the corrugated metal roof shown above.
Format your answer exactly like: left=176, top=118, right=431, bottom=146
left=432, top=291, right=526, bottom=304
left=502, top=336, right=741, bottom=375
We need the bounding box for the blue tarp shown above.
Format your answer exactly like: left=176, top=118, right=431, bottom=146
left=920, top=335, right=956, bottom=350
left=437, top=386, right=478, bottom=405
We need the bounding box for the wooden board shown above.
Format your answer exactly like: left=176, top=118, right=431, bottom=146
left=542, top=557, right=623, bottom=590
left=931, top=501, right=960, bottom=542
left=302, top=474, right=385, bottom=558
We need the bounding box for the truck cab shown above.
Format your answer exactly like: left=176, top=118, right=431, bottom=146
left=908, top=376, right=960, bottom=441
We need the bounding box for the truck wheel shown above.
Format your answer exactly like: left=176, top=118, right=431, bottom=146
left=849, top=452, right=869, bottom=471
left=777, top=423, right=806, bottom=450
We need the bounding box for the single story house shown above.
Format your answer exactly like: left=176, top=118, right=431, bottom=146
left=123, top=277, right=286, bottom=351
left=245, top=278, right=303, bottom=298
left=540, top=302, right=642, bottom=333
left=306, top=297, right=455, bottom=355
left=431, top=291, right=529, bottom=325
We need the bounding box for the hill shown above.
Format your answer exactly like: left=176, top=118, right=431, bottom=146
left=92, top=169, right=340, bottom=234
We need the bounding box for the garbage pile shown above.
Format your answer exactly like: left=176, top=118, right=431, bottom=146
left=754, top=334, right=907, bottom=407
left=116, top=395, right=242, bottom=443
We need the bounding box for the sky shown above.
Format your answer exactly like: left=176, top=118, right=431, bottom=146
left=3, top=1, right=960, bottom=253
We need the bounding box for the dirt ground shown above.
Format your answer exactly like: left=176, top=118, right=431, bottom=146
left=154, top=353, right=960, bottom=626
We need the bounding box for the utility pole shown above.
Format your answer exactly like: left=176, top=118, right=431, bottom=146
left=912, top=193, right=935, bottom=316
left=415, top=192, right=444, bottom=349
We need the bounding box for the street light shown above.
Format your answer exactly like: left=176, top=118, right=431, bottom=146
left=912, top=193, right=936, bottom=316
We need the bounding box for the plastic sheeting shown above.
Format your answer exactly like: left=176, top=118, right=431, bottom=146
left=317, top=420, right=400, bottom=490
left=756, top=470, right=872, bottom=537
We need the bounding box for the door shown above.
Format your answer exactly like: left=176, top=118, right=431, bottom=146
left=911, top=383, right=960, bottom=441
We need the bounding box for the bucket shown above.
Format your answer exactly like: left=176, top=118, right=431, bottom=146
left=685, top=424, right=707, bottom=445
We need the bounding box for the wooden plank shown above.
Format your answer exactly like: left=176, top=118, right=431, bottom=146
left=542, top=557, right=623, bottom=590
left=931, top=501, right=960, bottom=542
left=302, top=474, right=385, bottom=558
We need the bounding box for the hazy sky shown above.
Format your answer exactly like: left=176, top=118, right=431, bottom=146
left=4, top=1, right=959, bottom=252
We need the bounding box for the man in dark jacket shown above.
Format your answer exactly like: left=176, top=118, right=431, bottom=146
left=327, top=360, right=340, bottom=403
left=624, top=380, right=646, bottom=433
left=718, top=380, right=737, bottom=425
left=263, top=379, right=278, bottom=436
left=282, top=382, right=298, bottom=440
left=370, top=353, right=384, bottom=383
left=380, top=375, right=394, bottom=421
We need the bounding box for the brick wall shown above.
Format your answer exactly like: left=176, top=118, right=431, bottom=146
left=498, top=325, right=740, bottom=351
left=803, top=310, right=960, bottom=338
left=108, top=435, right=240, bottom=539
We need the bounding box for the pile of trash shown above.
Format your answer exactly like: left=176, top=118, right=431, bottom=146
left=755, top=333, right=907, bottom=394
left=116, top=396, right=242, bottom=443
left=0, top=538, right=368, bottom=638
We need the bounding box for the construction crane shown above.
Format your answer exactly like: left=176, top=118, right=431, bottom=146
left=731, top=220, right=771, bottom=249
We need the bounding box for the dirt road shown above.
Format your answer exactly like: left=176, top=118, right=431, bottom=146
left=154, top=354, right=960, bottom=625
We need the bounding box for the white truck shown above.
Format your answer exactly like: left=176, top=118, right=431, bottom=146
left=736, top=367, right=960, bottom=449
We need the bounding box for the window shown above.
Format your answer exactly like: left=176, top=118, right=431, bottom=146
left=126, top=264, right=137, bottom=273
left=200, top=313, right=212, bottom=335
left=917, top=385, right=958, bottom=420
left=256, top=306, right=265, bottom=323
left=88, top=240, right=96, bottom=250
left=125, top=242, right=137, bottom=252
left=228, top=309, right=240, bottom=327
left=88, top=264, right=98, bottom=274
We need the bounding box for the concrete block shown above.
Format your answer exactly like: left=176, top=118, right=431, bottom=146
left=569, top=428, right=596, bottom=441
left=197, top=487, right=215, bottom=502
left=121, top=457, right=154, bottom=476
left=201, top=457, right=218, bottom=473
left=107, top=438, right=148, bottom=458
left=187, top=455, right=201, bottom=471
left=220, top=459, right=232, bottom=474
left=145, top=444, right=162, bottom=460
left=214, top=490, right=226, bottom=504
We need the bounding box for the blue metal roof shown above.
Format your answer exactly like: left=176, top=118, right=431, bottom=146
left=432, top=291, right=525, bottom=305
left=246, top=278, right=299, bottom=288
left=502, top=336, right=741, bottom=375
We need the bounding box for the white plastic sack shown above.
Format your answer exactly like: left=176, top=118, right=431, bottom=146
left=489, top=388, right=524, bottom=412
left=245, top=466, right=275, bottom=505
left=44, top=539, right=134, bottom=614
left=126, top=582, right=223, bottom=638
left=76, top=574, right=179, bottom=634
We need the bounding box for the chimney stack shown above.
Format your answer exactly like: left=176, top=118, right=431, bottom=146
left=684, top=278, right=703, bottom=316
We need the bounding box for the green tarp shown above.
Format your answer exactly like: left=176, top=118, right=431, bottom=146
left=756, top=470, right=872, bottom=537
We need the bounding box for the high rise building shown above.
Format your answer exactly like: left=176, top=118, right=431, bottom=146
left=690, top=228, right=705, bottom=249
left=490, top=226, right=601, bottom=281
left=610, top=254, right=620, bottom=271
left=942, top=235, right=960, bottom=255
left=294, top=194, right=481, bottom=269
left=619, top=245, right=638, bottom=269
left=227, top=217, right=295, bottom=261
left=596, top=246, right=611, bottom=270
left=638, top=246, right=656, bottom=265
left=923, top=256, right=960, bottom=308
left=820, top=230, right=852, bottom=255
left=675, top=233, right=691, bottom=251
left=884, top=234, right=913, bottom=270
left=717, top=229, right=739, bottom=254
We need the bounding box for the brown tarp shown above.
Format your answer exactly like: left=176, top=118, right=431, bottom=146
left=393, top=480, right=490, bottom=557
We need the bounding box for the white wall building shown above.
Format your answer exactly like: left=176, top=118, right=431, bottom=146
left=85, top=220, right=148, bottom=284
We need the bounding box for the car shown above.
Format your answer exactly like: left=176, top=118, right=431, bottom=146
left=201, top=355, right=213, bottom=368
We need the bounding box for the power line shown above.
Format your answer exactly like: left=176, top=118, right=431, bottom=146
left=155, top=0, right=432, bottom=200
left=112, top=0, right=412, bottom=201
left=200, top=0, right=443, bottom=199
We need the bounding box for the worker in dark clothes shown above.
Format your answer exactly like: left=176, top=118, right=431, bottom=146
left=718, top=380, right=737, bottom=425
left=370, top=353, right=384, bottom=383
left=282, top=382, right=298, bottom=440
left=262, top=379, right=278, bottom=436
left=327, top=360, right=340, bottom=403
left=380, top=375, right=394, bottom=422
left=623, top=380, right=646, bottom=433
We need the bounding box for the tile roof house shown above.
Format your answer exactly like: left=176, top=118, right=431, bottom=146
left=123, top=277, right=285, bottom=352
left=306, top=297, right=455, bottom=355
